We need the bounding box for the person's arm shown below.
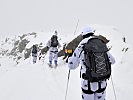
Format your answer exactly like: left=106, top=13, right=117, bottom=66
left=58, top=41, right=61, bottom=48
left=46, top=40, right=51, bottom=48
left=107, top=52, right=116, bottom=64
left=68, top=44, right=83, bottom=70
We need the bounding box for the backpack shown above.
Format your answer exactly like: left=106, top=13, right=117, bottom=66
left=51, top=35, right=58, bottom=47
left=83, top=36, right=111, bottom=82
left=32, top=45, right=37, bottom=54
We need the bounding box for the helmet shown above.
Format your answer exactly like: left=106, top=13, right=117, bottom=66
left=54, top=30, right=58, bottom=36
left=81, top=26, right=95, bottom=36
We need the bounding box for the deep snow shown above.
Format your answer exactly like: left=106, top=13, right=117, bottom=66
left=0, top=25, right=133, bottom=100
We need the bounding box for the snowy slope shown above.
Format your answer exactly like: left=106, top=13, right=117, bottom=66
left=0, top=57, right=81, bottom=100
left=0, top=25, right=133, bottom=100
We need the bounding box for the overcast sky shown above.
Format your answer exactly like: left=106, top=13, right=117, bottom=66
left=0, top=0, right=133, bottom=44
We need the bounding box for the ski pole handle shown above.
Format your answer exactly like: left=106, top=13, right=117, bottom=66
left=67, top=69, right=70, bottom=78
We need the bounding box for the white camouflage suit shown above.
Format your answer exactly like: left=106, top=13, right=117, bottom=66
left=46, top=38, right=61, bottom=65
left=32, top=47, right=39, bottom=64
left=68, top=27, right=115, bottom=100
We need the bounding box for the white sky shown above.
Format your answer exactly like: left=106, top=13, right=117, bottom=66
left=0, top=0, right=133, bottom=44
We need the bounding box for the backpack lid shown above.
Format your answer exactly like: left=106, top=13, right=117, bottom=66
left=32, top=45, right=37, bottom=53
left=51, top=35, right=58, bottom=40
left=51, top=35, right=58, bottom=47
left=84, top=37, right=109, bottom=52
left=94, top=35, right=110, bottom=44
left=33, top=45, right=37, bottom=48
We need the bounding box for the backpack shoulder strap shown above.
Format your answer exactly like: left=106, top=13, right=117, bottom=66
left=78, top=43, right=86, bottom=58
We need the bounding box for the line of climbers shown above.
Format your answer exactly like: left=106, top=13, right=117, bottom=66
left=31, top=30, right=73, bottom=65
left=31, top=30, right=61, bottom=66
left=31, top=26, right=116, bottom=100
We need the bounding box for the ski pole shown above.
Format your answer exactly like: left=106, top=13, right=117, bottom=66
left=29, top=54, right=32, bottom=64
left=111, top=75, right=117, bottom=100
left=65, top=69, right=71, bottom=100
left=65, top=18, right=79, bottom=100
left=73, top=18, right=79, bottom=35
left=42, top=52, right=47, bottom=65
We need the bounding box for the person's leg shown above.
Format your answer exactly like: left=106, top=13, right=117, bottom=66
left=34, top=57, right=37, bottom=63
left=94, top=80, right=107, bottom=100
left=54, top=52, right=58, bottom=66
left=81, top=79, right=95, bottom=100
left=33, top=56, right=36, bottom=64
left=49, top=52, right=53, bottom=65
left=32, top=53, right=37, bottom=64
left=82, top=92, right=94, bottom=100
left=94, top=90, right=106, bottom=100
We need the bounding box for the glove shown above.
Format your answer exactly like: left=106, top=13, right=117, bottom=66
left=68, top=52, right=73, bottom=57
left=67, top=49, right=73, bottom=57
left=46, top=46, right=49, bottom=51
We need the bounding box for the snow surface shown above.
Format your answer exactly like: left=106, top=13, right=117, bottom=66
left=0, top=25, right=133, bottom=100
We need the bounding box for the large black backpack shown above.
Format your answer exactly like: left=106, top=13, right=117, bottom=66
left=51, top=35, right=58, bottom=47
left=83, top=36, right=111, bottom=82
left=32, top=45, right=37, bottom=54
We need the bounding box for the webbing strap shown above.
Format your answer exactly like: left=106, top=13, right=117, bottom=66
left=81, top=79, right=106, bottom=94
